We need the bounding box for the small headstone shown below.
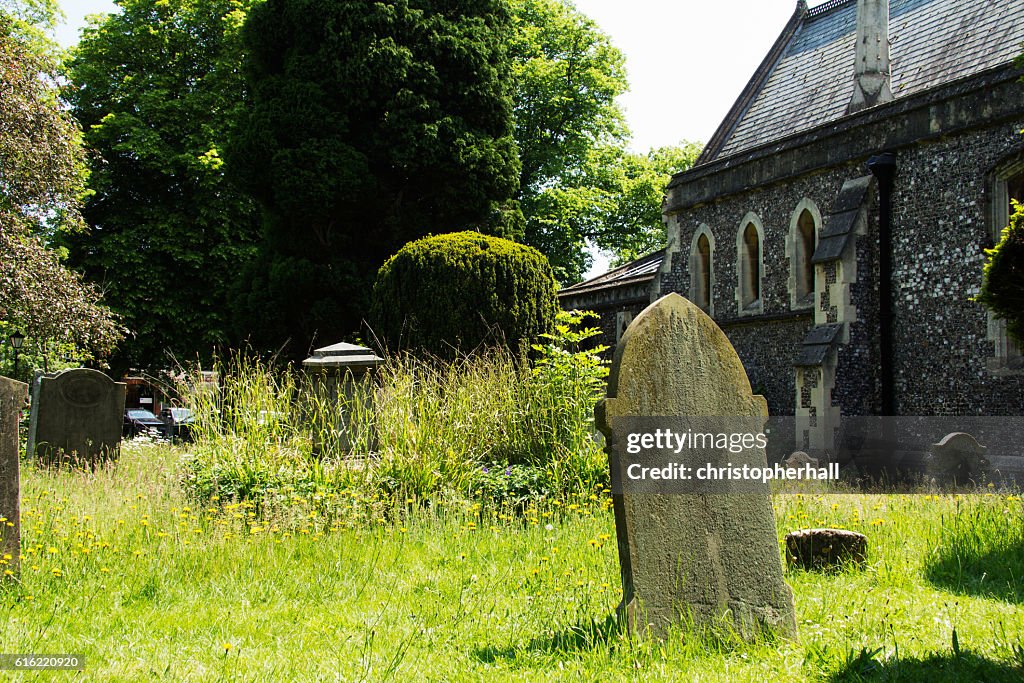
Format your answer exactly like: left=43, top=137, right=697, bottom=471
left=27, top=368, right=126, bottom=466
left=784, top=451, right=819, bottom=469
left=785, top=528, right=867, bottom=570
left=596, top=293, right=797, bottom=639
left=926, top=432, right=989, bottom=486
left=1, top=376, right=28, bottom=579
left=302, top=343, right=384, bottom=455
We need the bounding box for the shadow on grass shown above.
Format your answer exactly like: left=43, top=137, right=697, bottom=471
left=829, top=647, right=1024, bottom=682
left=472, top=613, right=623, bottom=662
left=924, top=538, right=1024, bottom=604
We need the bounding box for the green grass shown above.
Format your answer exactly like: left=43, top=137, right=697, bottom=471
left=178, top=339, right=608, bottom=507
left=2, top=443, right=1024, bottom=681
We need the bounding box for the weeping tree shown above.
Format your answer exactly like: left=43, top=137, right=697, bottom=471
left=0, top=12, right=122, bottom=377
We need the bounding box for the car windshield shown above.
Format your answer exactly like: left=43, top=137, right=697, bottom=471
left=127, top=410, right=158, bottom=420
left=168, top=408, right=192, bottom=420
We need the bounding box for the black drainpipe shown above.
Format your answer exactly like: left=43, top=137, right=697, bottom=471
left=867, top=152, right=896, bottom=416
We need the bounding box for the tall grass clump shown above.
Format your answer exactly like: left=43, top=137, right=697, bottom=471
left=178, top=353, right=321, bottom=503
left=924, top=493, right=1024, bottom=601
left=177, top=311, right=610, bottom=508
left=526, top=310, right=610, bottom=494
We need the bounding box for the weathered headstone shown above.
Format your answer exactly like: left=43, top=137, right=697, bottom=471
left=786, top=528, right=867, bottom=570
left=27, top=368, right=126, bottom=466
left=784, top=451, right=819, bottom=469
left=926, top=432, right=989, bottom=486
left=1, top=376, right=28, bottom=579
left=596, top=293, right=797, bottom=638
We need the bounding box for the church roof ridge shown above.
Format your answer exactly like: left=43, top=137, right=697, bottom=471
left=689, top=0, right=1024, bottom=169
left=806, top=0, right=854, bottom=19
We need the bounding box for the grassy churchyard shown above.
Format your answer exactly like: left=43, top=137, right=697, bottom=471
left=2, top=441, right=1023, bottom=681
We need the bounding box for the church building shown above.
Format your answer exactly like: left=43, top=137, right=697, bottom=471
left=559, top=0, right=1024, bottom=448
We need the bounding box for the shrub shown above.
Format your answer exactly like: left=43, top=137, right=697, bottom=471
left=978, top=201, right=1024, bottom=345
left=370, top=231, right=558, bottom=358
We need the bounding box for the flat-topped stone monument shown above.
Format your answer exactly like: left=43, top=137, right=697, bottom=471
left=27, top=368, right=126, bottom=466
left=302, top=342, right=384, bottom=455
left=1, top=376, right=28, bottom=579
left=596, top=293, right=797, bottom=638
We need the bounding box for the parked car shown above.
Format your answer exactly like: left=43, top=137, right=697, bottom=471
left=161, top=407, right=195, bottom=443
left=123, top=409, right=167, bottom=439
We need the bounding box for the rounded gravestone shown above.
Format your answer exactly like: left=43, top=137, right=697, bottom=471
left=596, top=293, right=797, bottom=639
left=27, top=368, right=126, bottom=466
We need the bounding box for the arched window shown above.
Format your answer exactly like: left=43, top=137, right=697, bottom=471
left=689, top=225, right=715, bottom=315
left=788, top=200, right=821, bottom=309
left=736, top=213, right=764, bottom=315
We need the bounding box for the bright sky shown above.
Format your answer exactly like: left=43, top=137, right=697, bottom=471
left=54, top=0, right=824, bottom=276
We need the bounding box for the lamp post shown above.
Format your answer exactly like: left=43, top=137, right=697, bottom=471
left=9, top=331, right=24, bottom=376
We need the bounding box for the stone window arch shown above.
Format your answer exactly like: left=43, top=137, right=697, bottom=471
left=689, top=225, right=715, bottom=316
left=787, top=199, right=821, bottom=310
left=735, top=213, right=764, bottom=316
left=986, top=154, right=1024, bottom=374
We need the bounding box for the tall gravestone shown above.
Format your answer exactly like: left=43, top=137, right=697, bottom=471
left=27, top=368, right=126, bottom=466
left=596, top=293, right=797, bottom=638
left=1, top=376, right=28, bottom=579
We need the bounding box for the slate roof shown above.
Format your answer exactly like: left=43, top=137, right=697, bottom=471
left=558, top=249, right=665, bottom=298
left=701, top=0, right=1024, bottom=163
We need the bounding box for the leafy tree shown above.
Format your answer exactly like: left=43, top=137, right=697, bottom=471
left=64, top=0, right=260, bottom=375
left=507, top=0, right=627, bottom=281
left=0, top=13, right=122, bottom=377
left=228, top=0, right=522, bottom=356
left=0, top=0, right=62, bottom=54
left=506, top=1, right=701, bottom=281
left=595, top=142, right=703, bottom=266
left=978, top=202, right=1024, bottom=345
left=520, top=141, right=702, bottom=280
